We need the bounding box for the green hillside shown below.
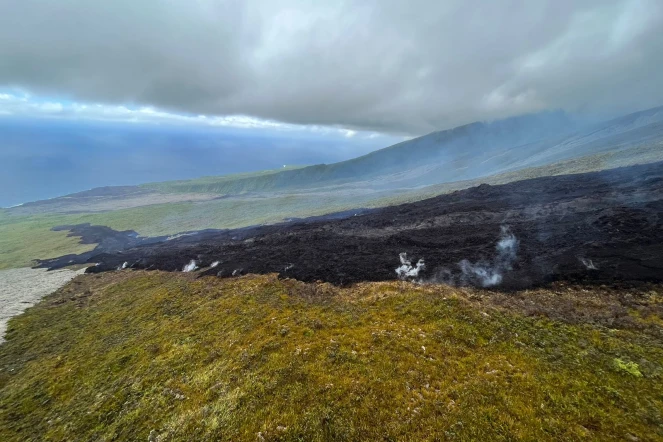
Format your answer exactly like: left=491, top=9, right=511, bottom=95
left=1, top=272, right=661, bottom=441
left=142, top=166, right=305, bottom=194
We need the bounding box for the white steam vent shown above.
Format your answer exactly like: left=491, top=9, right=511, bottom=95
left=396, top=253, right=425, bottom=280
left=579, top=257, right=598, bottom=270
left=210, top=261, right=220, bottom=268
left=428, top=225, right=520, bottom=287
left=458, top=226, right=519, bottom=287
left=182, top=260, right=198, bottom=272
left=117, top=261, right=129, bottom=270
left=458, top=260, right=503, bottom=287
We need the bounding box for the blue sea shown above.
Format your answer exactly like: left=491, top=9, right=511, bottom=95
left=0, top=118, right=395, bottom=207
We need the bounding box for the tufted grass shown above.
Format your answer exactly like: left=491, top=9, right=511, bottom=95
left=1, top=272, right=661, bottom=441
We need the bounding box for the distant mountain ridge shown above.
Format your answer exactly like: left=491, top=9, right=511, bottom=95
left=6, top=105, right=663, bottom=208
left=143, top=105, right=663, bottom=195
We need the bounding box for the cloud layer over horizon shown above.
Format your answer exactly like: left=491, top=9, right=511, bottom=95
left=1, top=0, right=662, bottom=135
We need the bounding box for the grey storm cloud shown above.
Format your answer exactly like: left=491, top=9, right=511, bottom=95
left=0, top=0, right=662, bottom=135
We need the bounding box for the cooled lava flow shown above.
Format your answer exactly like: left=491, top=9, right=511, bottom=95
left=39, top=162, right=663, bottom=289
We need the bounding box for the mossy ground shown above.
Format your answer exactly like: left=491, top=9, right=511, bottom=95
left=1, top=272, right=662, bottom=441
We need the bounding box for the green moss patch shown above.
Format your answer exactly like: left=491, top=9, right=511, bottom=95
left=1, top=273, right=662, bottom=441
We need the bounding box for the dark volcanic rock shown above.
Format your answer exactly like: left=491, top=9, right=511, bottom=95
left=39, top=162, right=663, bottom=289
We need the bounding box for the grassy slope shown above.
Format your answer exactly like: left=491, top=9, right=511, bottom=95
left=369, top=140, right=663, bottom=207
left=142, top=166, right=305, bottom=194
left=0, top=272, right=661, bottom=441
left=0, top=213, right=96, bottom=269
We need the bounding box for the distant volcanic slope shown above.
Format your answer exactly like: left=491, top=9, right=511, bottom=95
left=39, top=162, right=663, bottom=289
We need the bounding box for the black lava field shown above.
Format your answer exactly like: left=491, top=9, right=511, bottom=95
left=39, top=162, right=663, bottom=289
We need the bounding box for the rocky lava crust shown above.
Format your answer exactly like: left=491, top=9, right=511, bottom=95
left=38, top=162, right=663, bottom=289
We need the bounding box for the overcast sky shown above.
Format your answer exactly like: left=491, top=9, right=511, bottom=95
left=0, top=0, right=662, bottom=136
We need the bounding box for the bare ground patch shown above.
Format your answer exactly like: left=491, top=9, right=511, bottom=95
left=0, top=267, right=87, bottom=342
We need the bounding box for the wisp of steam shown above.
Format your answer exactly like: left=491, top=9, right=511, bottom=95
left=458, top=226, right=519, bottom=287
left=395, top=253, right=425, bottom=280
left=579, top=257, right=598, bottom=270
left=424, top=226, right=519, bottom=287
left=182, top=260, right=198, bottom=272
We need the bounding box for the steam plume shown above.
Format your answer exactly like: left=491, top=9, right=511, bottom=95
left=428, top=226, right=519, bottom=287
left=579, top=257, right=598, bottom=270
left=396, top=253, right=425, bottom=280
left=458, top=226, right=519, bottom=287
left=182, top=260, right=198, bottom=272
